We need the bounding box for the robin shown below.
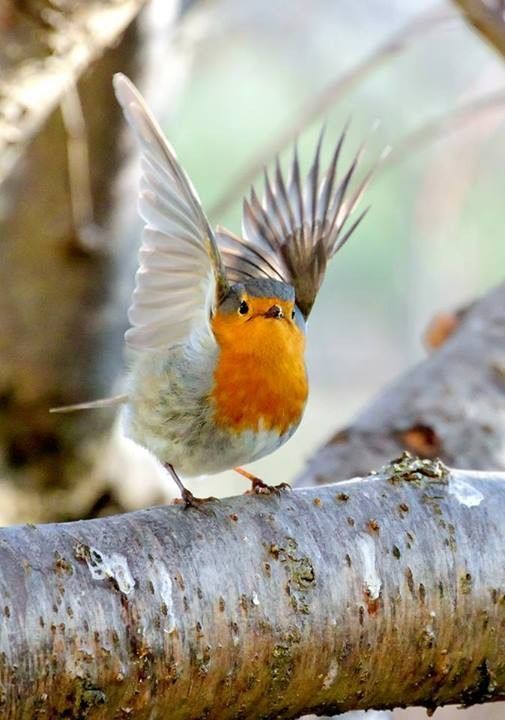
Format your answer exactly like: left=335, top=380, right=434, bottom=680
left=52, top=74, right=377, bottom=506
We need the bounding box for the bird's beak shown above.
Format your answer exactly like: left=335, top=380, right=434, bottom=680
left=264, top=304, right=283, bottom=319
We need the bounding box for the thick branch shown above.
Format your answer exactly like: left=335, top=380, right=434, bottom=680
left=453, top=0, right=505, bottom=59
left=1, top=459, right=505, bottom=718
left=303, top=282, right=505, bottom=486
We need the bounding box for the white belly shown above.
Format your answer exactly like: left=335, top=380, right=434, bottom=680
left=121, top=338, right=300, bottom=476
left=122, top=402, right=297, bottom=476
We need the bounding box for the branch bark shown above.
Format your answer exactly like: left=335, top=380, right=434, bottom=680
left=0, top=0, right=149, bottom=185
left=1, top=459, right=505, bottom=718
left=302, top=282, right=505, bottom=486
left=453, top=0, right=505, bottom=60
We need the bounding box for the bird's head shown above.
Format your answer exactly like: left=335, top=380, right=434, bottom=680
left=212, top=279, right=306, bottom=356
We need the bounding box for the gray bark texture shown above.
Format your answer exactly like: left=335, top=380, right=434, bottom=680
left=302, top=282, right=505, bottom=486
left=0, top=458, right=505, bottom=719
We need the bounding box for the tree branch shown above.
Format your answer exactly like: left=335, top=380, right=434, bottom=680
left=1, top=459, right=505, bottom=718
left=453, top=0, right=505, bottom=60
left=303, top=282, right=505, bottom=486
left=0, top=0, right=148, bottom=185
left=384, top=88, right=505, bottom=171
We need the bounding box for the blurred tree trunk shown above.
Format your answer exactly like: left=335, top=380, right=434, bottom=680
left=1, top=461, right=504, bottom=718
left=0, top=1, right=182, bottom=523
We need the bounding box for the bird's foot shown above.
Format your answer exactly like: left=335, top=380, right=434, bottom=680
left=250, top=476, right=291, bottom=495
left=172, top=488, right=218, bottom=510
left=234, top=467, right=291, bottom=495
left=165, top=462, right=217, bottom=510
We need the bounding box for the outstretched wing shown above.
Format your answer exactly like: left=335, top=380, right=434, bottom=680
left=114, top=74, right=228, bottom=351
left=217, top=128, right=378, bottom=319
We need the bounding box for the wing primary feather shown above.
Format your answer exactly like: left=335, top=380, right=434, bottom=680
left=325, top=152, right=361, bottom=248
left=263, top=167, right=289, bottom=244
left=124, top=99, right=216, bottom=253
left=330, top=168, right=374, bottom=253
left=288, top=141, right=305, bottom=236
left=242, top=197, right=267, bottom=250
left=225, top=267, right=256, bottom=280
left=317, top=123, right=348, bottom=240
left=274, top=156, right=297, bottom=236
left=333, top=206, right=370, bottom=254
left=231, top=254, right=281, bottom=280
left=307, top=125, right=325, bottom=236
left=249, top=187, right=284, bottom=250
left=221, top=120, right=379, bottom=319
left=244, top=194, right=278, bottom=255
left=113, top=73, right=228, bottom=351
left=326, top=132, right=381, bottom=254
left=337, top=139, right=390, bottom=227
left=217, top=227, right=286, bottom=281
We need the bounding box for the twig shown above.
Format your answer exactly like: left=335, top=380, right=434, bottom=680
left=60, top=84, right=101, bottom=251
left=453, top=0, right=505, bottom=59
left=384, top=87, right=505, bottom=169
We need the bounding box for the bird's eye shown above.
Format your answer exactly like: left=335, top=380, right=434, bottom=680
left=291, top=309, right=296, bottom=320
left=238, top=300, right=249, bottom=315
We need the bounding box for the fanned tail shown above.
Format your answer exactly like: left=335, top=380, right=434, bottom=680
left=49, top=394, right=128, bottom=414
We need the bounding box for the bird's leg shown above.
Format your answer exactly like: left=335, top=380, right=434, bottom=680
left=234, top=467, right=291, bottom=495
left=164, top=463, right=217, bottom=509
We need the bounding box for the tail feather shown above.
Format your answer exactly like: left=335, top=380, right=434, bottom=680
left=50, top=394, right=128, bottom=414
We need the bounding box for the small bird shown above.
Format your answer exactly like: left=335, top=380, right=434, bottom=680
left=52, top=74, right=377, bottom=506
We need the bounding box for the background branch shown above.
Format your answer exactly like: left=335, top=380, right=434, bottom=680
left=60, top=85, right=98, bottom=251
left=1, top=461, right=504, bottom=718
left=384, top=88, right=505, bottom=170
left=0, top=0, right=149, bottom=185
left=208, top=6, right=453, bottom=222
left=210, top=84, right=505, bottom=227
left=453, top=0, right=505, bottom=59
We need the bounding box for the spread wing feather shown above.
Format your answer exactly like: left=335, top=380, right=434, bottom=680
left=113, top=73, right=228, bottom=351
left=217, top=127, right=377, bottom=318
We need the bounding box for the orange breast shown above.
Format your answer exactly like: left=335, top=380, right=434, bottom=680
left=210, top=300, right=308, bottom=436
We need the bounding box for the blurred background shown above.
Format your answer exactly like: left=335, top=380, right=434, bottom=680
left=0, top=0, right=504, bottom=717
left=166, top=0, right=505, bottom=499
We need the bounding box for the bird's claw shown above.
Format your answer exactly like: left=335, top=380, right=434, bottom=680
left=245, top=477, right=291, bottom=496
left=173, top=489, right=218, bottom=510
